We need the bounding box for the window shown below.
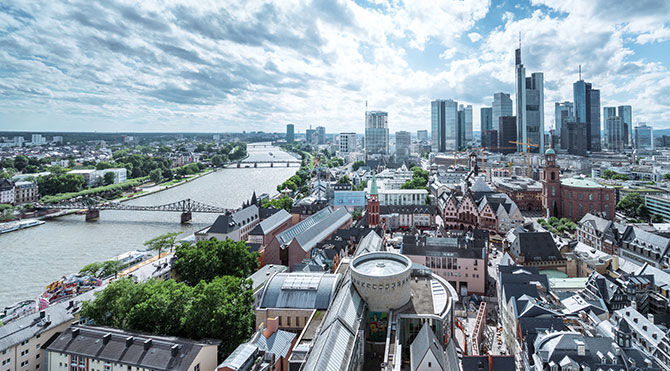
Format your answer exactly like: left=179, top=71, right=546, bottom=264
left=287, top=317, right=291, bottom=327
left=194, top=364, right=200, bottom=371
left=35, top=354, right=39, bottom=360
left=295, top=316, right=299, bottom=326
left=589, top=193, right=593, bottom=201
left=551, top=186, right=555, bottom=196
left=605, top=194, right=609, bottom=201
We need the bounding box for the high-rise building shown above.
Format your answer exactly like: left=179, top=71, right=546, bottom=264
left=567, top=121, right=587, bottom=156
left=573, top=78, right=601, bottom=152
left=460, top=104, right=473, bottom=142
left=316, top=126, right=326, bottom=144
left=431, top=99, right=459, bottom=152
left=338, top=132, right=357, bottom=153
left=603, top=107, right=616, bottom=150
left=286, top=124, right=295, bottom=143
left=515, top=48, right=544, bottom=153
left=306, top=128, right=317, bottom=145
left=480, top=107, right=492, bottom=133
left=605, top=115, right=624, bottom=152
left=498, top=116, right=517, bottom=154
left=482, top=130, right=498, bottom=150
left=365, top=111, right=389, bottom=156
left=395, top=131, right=411, bottom=161
left=492, top=93, right=513, bottom=132
left=417, top=130, right=428, bottom=141
left=458, top=110, right=466, bottom=148
left=554, top=102, right=573, bottom=139
left=617, top=105, right=632, bottom=148
left=634, top=123, right=653, bottom=150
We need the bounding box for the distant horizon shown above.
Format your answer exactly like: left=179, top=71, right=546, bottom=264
left=1, top=1, right=669, bottom=132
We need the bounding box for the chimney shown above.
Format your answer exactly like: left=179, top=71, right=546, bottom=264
left=171, top=344, right=179, bottom=357
left=40, top=311, right=45, bottom=319
left=576, top=340, right=585, bottom=356
left=143, top=339, right=152, bottom=350
left=125, top=336, right=133, bottom=347
left=647, top=314, right=654, bottom=323
left=264, top=317, right=279, bottom=339
left=103, top=333, right=111, bottom=344
left=71, top=328, right=80, bottom=338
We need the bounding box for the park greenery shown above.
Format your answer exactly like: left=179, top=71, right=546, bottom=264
left=352, top=160, right=365, bottom=171
left=401, top=166, right=430, bottom=190
left=39, top=177, right=148, bottom=203
left=616, top=192, right=662, bottom=222
left=262, top=195, right=294, bottom=211
left=144, top=232, right=179, bottom=257
left=538, top=217, right=577, bottom=234
left=602, top=170, right=629, bottom=181
left=0, top=204, right=14, bottom=221
left=338, top=175, right=351, bottom=184
left=81, top=236, right=259, bottom=358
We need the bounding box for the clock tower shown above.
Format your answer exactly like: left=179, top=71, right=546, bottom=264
left=541, top=147, right=561, bottom=218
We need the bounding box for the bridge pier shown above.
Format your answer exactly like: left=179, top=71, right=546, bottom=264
left=287, top=162, right=290, bottom=167
left=270, top=162, right=273, bottom=167
left=85, top=209, right=100, bottom=221
left=254, top=163, right=257, bottom=168
left=181, top=212, right=192, bottom=224
left=237, top=162, right=241, bottom=168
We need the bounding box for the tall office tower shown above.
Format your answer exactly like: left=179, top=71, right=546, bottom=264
left=316, top=126, right=326, bottom=144
left=481, top=107, right=492, bottom=132
left=482, top=130, right=498, bottom=149
left=431, top=99, right=459, bottom=152
left=605, top=116, right=624, bottom=152
left=617, top=105, right=632, bottom=148
left=395, top=131, right=411, bottom=161
left=567, top=121, right=587, bottom=156
left=573, top=77, right=601, bottom=152
left=286, top=124, right=295, bottom=143
left=554, top=102, right=573, bottom=140
left=305, top=128, right=317, bottom=145
left=603, top=106, right=616, bottom=150
left=417, top=130, right=428, bottom=141
left=492, top=93, right=513, bottom=132
left=338, top=132, right=357, bottom=153
left=498, top=116, right=517, bottom=154
left=460, top=104, right=473, bottom=142
left=458, top=109, right=466, bottom=148
left=365, top=111, right=389, bottom=156
left=634, top=123, right=653, bottom=150
left=515, top=48, right=544, bottom=153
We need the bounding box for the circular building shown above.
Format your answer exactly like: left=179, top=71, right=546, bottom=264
left=351, top=252, right=412, bottom=312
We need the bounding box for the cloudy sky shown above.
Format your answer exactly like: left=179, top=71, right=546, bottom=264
left=1, top=0, right=669, bottom=134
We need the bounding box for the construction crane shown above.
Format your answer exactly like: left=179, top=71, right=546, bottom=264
left=508, top=140, right=539, bottom=177
left=474, top=146, right=518, bottom=176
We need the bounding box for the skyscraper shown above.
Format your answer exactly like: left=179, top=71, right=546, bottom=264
left=605, top=115, right=624, bottom=152
left=554, top=102, right=573, bottom=139
left=573, top=77, right=601, bottom=152
left=492, top=93, right=513, bottom=132
left=634, top=123, right=653, bottom=150
left=460, top=104, right=473, bottom=142
left=365, top=111, right=389, bottom=156
left=286, top=124, right=294, bottom=143
left=395, top=131, right=411, bottom=161
left=480, top=107, right=492, bottom=132
left=603, top=107, right=616, bottom=150
left=498, top=116, right=517, bottom=154
left=515, top=48, right=544, bottom=153
left=316, top=126, right=326, bottom=144
left=339, top=132, right=356, bottom=153
left=617, top=105, right=632, bottom=148
left=306, top=128, right=317, bottom=145
left=417, top=130, right=428, bottom=141
left=431, top=99, right=459, bottom=152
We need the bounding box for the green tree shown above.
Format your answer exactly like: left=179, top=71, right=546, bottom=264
left=103, top=172, right=116, bottom=185
left=617, top=193, right=647, bottom=219
left=100, top=260, right=124, bottom=278
left=665, top=173, right=670, bottom=180
left=14, top=155, right=28, bottom=172
left=182, top=276, right=255, bottom=356
left=79, top=262, right=103, bottom=277
left=337, top=175, right=351, bottom=184
left=144, top=232, right=179, bottom=257
left=262, top=195, right=294, bottom=211
left=352, top=160, right=365, bottom=171
left=149, top=169, right=163, bottom=184
left=277, top=179, right=297, bottom=192
left=173, top=239, right=259, bottom=286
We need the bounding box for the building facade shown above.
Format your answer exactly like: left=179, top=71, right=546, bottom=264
left=365, top=111, right=389, bottom=156
left=338, top=132, right=357, bottom=154
left=431, top=99, right=459, bottom=152
left=635, top=123, right=653, bottom=150
left=286, top=124, right=295, bottom=143
left=492, top=92, right=513, bottom=133
left=14, top=181, right=38, bottom=204
left=460, top=104, right=473, bottom=142
left=605, top=115, right=624, bottom=152
left=480, top=107, right=492, bottom=134
left=573, top=79, right=601, bottom=152
left=0, top=179, right=15, bottom=204
left=554, top=101, right=573, bottom=141
left=541, top=149, right=615, bottom=220
left=395, top=131, right=411, bottom=161
left=515, top=48, right=544, bottom=153
left=498, top=116, right=517, bottom=154
left=617, top=105, right=632, bottom=148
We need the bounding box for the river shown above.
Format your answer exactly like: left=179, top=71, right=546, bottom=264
left=0, top=143, right=297, bottom=309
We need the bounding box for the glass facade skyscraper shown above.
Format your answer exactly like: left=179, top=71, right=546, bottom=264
left=554, top=101, right=572, bottom=139
left=286, top=124, right=294, bottom=143
left=431, top=99, right=459, bottom=152
left=617, top=105, right=632, bottom=148
left=635, top=123, right=653, bottom=150
left=492, top=93, right=512, bottom=132
left=395, top=131, right=411, bottom=161
left=605, top=115, right=624, bottom=152
left=365, top=111, right=389, bottom=156
left=460, top=104, right=473, bottom=142
left=573, top=79, right=601, bottom=152
left=480, top=107, right=492, bottom=133
left=515, top=48, right=544, bottom=153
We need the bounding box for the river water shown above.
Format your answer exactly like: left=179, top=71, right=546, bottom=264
left=0, top=143, right=297, bottom=309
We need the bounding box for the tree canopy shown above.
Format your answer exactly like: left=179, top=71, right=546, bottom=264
left=401, top=166, right=430, bottom=190
left=262, top=195, right=293, bottom=211
left=144, top=232, right=180, bottom=256
left=173, top=239, right=259, bottom=286
left=617, top=192, right=650, bottom=220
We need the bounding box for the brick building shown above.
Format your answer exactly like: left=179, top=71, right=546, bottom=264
left=541, top=148, right=616, bottom=220
left=491, top=176, right=542, bottom=211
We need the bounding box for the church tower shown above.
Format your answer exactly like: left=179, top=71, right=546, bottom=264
left=541, top=147, right=560, bottom=218
left=368, top=173, right=380, bottom=227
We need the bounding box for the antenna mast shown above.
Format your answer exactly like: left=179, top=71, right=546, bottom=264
left=579, top=65, right=582, bottom=80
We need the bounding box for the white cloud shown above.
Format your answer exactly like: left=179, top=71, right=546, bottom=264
left=468, top=32, right=483, bottom=42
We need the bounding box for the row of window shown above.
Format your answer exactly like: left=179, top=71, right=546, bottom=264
left=277, top=315, right=308, bottom=328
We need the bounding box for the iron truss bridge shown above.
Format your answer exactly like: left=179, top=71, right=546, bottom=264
left=37, top=198, right=232, bottom=213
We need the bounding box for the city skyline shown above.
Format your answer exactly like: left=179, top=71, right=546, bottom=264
left=0, top=1, right=669, bottom=133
